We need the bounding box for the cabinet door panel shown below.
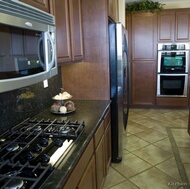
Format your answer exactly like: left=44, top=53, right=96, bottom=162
left=158, top=11, right=175, bottom=42
left=69, top=0, right=84, bottom=61
left=176, top=12, right=190, bottom=41
left=52, top=0, right=72, bottom=63
left=77, top=156, right=96, bottom=189
left=132, top=61, right=156, bottom=105
left=132, top=13, right=157, bottom=60
left=95, top=136, right=105, bottom=189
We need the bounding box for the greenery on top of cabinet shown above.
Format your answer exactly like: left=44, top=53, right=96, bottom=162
left=126, top=0, right=165, bottom=13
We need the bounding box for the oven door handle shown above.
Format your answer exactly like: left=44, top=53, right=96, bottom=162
left=158, top=73, right=188, bottom=76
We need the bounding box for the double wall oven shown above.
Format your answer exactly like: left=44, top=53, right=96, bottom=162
left=157, top=43, right=189, bottom=97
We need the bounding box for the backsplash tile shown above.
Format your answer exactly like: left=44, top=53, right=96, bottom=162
left=0, top=67, right=62, bottom=134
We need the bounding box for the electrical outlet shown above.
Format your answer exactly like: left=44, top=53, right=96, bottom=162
left=43, top=79, right=48, bottom=88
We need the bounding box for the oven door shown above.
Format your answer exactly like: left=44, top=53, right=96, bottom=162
left=157, top=50, right=189, bottom=73
left=157, top=74, right=188, bottom=97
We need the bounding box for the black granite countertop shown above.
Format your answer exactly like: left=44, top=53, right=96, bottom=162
left=34, top=100, right=111, bottom=189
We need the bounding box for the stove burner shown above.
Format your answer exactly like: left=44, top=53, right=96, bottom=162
left=6, top=179, right=24, bottom=189
left=54, top=139, right=63, bottom=147
left=32, top=144, right=42, bottom=153
left=40, top=154, right=50, bottom=164
left=6, top=143, right=19, bottom=152
left=39, top=138, right=49, bottom=147
left=60, top=127, right=70, bottom=134
left=24, top=151, right=35, bottom=161
left=33, top=126, right=42, bottom=132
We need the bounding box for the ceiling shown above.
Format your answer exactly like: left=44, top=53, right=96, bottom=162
left=125, top=0, right=190, bottom=9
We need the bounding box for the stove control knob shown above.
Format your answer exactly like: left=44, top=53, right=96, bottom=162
left=54, top=139, right=63, bottom=147
left=40, top=154, right=50, bottom=164
left=40, top=138, right=49, bottom=147
left=33, top=144, right=42, bottom=153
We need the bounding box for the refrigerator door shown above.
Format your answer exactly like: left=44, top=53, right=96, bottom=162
left=109, top=22, right=130, bottom=163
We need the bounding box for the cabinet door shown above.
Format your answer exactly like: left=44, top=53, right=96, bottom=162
left=51, top=0, right=72, bottom=63
left=132, top=12, right=157, bottom=60
left=69, top=0, right=84, bottom=62
left=20, top=0, right=50, bottom=12
left=95, top=136, right=106, bottom=189
left=51, top=0, right=84, bottom=64
left=77, top=155, right=96, bottom=189
left=132, top=61, right=156, bottom=105
left=176, top=11, right=190, bottom=41
left=157, top=11, right=175, bottom=42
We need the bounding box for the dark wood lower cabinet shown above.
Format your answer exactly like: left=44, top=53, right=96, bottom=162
left=62, top=107, right=111, bottom=189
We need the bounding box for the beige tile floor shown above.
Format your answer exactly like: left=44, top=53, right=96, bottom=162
left=103, top=108, right=190, bottom=189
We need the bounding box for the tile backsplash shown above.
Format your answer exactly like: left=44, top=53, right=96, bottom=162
left=0, top=67, right=62, bottom=134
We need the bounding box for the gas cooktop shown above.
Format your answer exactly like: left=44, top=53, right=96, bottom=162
left=0, top=118, right=85, bottom=189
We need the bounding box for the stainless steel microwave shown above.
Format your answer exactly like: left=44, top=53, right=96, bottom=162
left=0, top=0, right=57, bottom=93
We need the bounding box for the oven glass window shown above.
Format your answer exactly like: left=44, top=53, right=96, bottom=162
left=163, top=56, right=183, bottom=67
left=160, top=75, right=185, bottom=95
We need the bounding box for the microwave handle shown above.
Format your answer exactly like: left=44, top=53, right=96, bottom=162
left=46, top=32, right=55, bottom=71
left=38, top=36, right=46, bottom=70
left=37, top=32, right=55, bottom=71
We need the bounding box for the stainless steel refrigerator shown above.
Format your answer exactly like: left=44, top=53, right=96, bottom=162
left=108, top=22, right=130, bottom=163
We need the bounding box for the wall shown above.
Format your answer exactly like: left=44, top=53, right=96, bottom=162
left=118, top=0, right=126, bottom=26
left=0, top=68, right=62, bottom=134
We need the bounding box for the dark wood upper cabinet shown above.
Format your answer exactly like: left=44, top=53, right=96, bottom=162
left=158, top=9, right=190, bottom=42
left=157, top=10, right=175, bottom=42
left=176, top=11, right=190, bottom=41
left=50, top=0, right=84, bottom=64
left=19, top=0, right=50, bottom=12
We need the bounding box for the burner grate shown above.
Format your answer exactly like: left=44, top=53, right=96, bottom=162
left=0, top=118, right=85, bottom=188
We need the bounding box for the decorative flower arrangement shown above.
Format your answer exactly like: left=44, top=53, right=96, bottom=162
left=126, top=0, right=165, bottom=13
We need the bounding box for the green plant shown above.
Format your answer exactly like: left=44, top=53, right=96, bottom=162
left=126, top=0, right=165, bottom=13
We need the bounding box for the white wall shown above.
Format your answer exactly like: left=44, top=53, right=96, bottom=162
left=118, top=0, right=126, bottom=26
left=163, top=1, right=190, bottom=9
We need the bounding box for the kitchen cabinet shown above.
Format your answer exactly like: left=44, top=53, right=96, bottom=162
left=63, top=139, right=94, bottom=189
left=108, top=0, right=118, bottom=22
left=126, top=12, right=157, bottom=106
left=62, top=107, right=111, bottom=189
left=19, top=0, right=50, bottom=12
left=158, top=9, right=190, bottom=42
left=50, top=0, right=84, bottom=64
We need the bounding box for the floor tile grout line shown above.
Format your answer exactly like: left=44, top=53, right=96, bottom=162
left=166, top=127, right=190, bottom=189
